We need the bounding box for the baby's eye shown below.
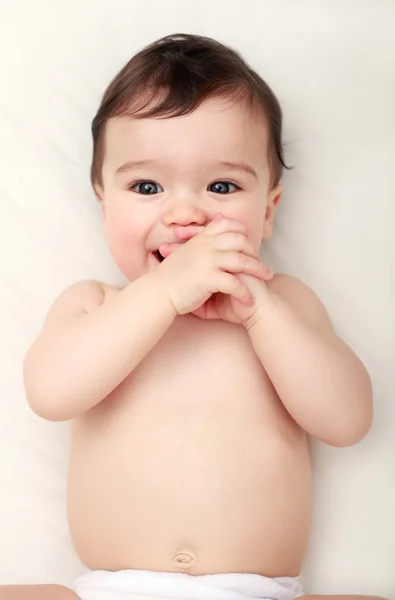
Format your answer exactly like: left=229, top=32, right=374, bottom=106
left=130, top=181, right=164, bottom=195
left=208, top=181, right=240, bottom=194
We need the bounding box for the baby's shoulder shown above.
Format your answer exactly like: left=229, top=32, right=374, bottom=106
left=268, top=273, right=325, bottom=311
left=56, top=279, right=124, bottom=309
left=60, top=279, right=106, bottom=308
left=267, top=273, right=334, bottom=334
left=268, top=272, right=318, bottom=299
left=267, top=273, right=306, bottom=297
left=44, top=279, right=106, bottom=326
left=101, top=281, right=123, bottom=302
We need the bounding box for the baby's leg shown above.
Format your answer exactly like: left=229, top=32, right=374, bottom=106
left=0, top=588, right=386, bottom=600
left=0, top=585, right=77, bottom=600
left=299, top=595, right=387, bottom=600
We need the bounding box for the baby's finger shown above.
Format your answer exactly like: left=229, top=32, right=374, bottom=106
left=214, top=232, right=258, bottom=257
left=213, top=272, right=253, bottom=306
left=219, top=253, right=273, bottom=279
left=205, top=216, right=246, bottom=236
left=258, top=261, right=275, bottom=280
left=173, top=225, right=204, bottom=241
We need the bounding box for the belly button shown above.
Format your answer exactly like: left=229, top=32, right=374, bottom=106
left=172, top=552, right=196, bottom=569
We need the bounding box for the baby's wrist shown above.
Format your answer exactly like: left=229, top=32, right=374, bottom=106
left=147, top=271, right=178, bottom=320
left=242, top=288, right=277, bottom=332
left=242, top=308, right=265, bottom=333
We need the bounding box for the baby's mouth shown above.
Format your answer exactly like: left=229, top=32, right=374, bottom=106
left=153, top=242, right=184, bottom=264
left=153, top=250, right=165, bottom=263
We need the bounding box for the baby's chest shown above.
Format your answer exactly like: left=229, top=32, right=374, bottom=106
left=131, top=318, right=268, bottom=396
left=90, top=317, right=287, bottom=433
left=73, top=318, right=300, bottom=474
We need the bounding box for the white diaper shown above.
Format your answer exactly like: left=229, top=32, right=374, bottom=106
left=73, top=569, right=304, bottom=600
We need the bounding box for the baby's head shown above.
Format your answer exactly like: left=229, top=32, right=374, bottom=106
left=91, top=33, right=286, bottom=281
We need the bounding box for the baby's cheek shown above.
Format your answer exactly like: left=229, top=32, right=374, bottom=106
left=107, top=205, right=146, bottom=244
left=105, top=209, right=148, bottom=277
left=106, top=211, right=130, bottom=247
left=228, top=207, right=264, bottom=250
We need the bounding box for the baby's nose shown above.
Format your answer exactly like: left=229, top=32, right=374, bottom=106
left=162, top=198, right=207, bottom=228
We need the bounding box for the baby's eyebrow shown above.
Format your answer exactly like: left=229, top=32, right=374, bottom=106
left=214, top=161, right=258, bottom=179
left=115, top=160, right=157, bottom=175
left=115, top=159, right=258, bottom=179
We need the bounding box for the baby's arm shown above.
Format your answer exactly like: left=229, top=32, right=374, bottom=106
left=22, top=217, right=277, bottom=422
left=23, top=272, right=176, bottom=421
left=245, top=274, right=373, bottom=447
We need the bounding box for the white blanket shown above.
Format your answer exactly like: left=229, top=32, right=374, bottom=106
left=0, top=1, right=394, bottom=597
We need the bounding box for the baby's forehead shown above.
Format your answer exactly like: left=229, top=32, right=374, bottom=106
left=110, top=95, right=267, bottom=131
left=103, top=99, right=269, bottom=167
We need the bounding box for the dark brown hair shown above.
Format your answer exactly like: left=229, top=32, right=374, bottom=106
left=91, top=33, right=287, bottom=188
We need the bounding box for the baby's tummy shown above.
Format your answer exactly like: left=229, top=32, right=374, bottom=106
left=67, top=399, right=312, bottom=577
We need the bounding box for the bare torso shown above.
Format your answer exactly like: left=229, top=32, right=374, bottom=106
left=67, top=298, right=312, bottom=577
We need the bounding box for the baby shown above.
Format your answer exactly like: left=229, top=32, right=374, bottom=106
left=1, top=34, right=385, bottom=600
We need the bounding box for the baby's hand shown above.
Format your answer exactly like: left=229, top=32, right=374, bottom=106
left=191, top=272, right=273, bottom=324
left=154, top=217, right=273, bottom=316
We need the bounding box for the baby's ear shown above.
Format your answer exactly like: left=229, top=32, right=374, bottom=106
left=93, top=184, right=108, bottom=235
left=262, top=184, right=282, bottom=240
left=93, top=183, right=104, bottom=206
left=94, top=184, right=106, bottom=215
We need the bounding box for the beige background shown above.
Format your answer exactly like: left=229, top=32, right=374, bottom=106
left=0, top=0, right=394, bottom=596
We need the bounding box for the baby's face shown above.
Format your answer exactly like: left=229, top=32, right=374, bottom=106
left=95, top=98, right=281, bottom=281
